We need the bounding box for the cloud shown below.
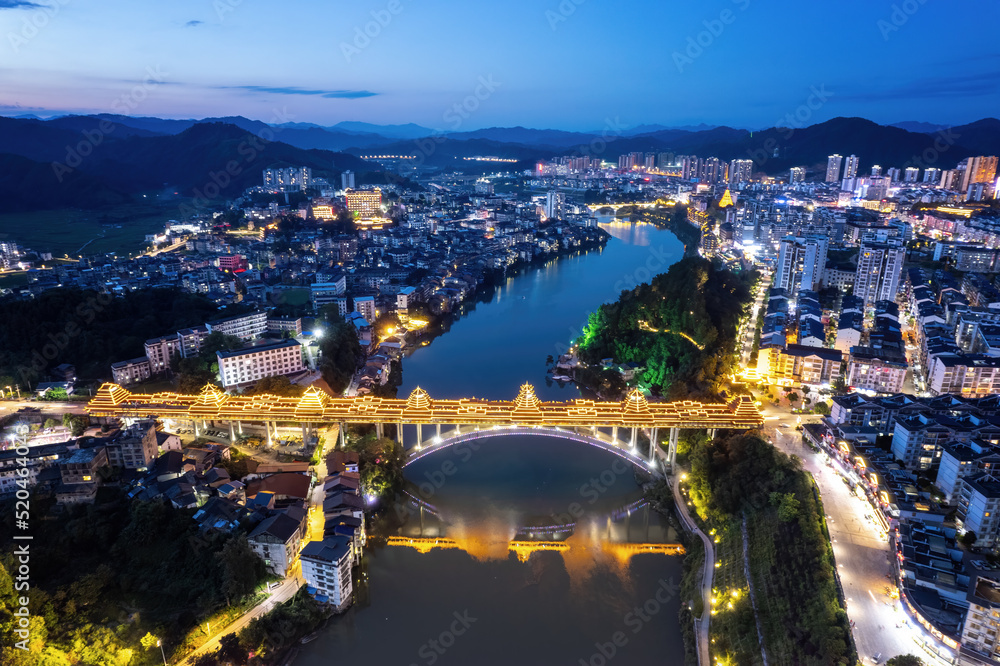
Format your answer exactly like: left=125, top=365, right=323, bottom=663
left=229, top=85, right=378, bottom=99
left=838, top=70, right=1000, bottom=102
left=0, top=0, right=45, bottom=8
left=185, top=20, right=204, bottom=27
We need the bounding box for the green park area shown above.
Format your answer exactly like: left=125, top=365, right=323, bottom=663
left=0, top=202, right=188, bottom=256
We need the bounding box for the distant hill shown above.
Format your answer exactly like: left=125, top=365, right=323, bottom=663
left=442, top=126, right=599, bottom=149
left=0, top=153, right=130, bottom=211
left=0, top=118, right=375, bottom=213
left=945, top=118, right=1000, bottom=155
left=891, top=121, right=951, bottom=134
left=330, top=121, right=433, bottom=139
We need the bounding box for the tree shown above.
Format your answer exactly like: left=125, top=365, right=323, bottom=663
left=886, top=656, right=923, bottom=666
left=140, top=632, right=159, bottom=651
left=814, top=401, right=831, bottom=416
left=770, top=491, right=801, bottom=522
left=243, top=375, right=304, bottom=397
left=216, top=536, right=265, bottom=606
left=961, top=531, right=978, bottom=548
left=43, top=418, right=58, bottom=428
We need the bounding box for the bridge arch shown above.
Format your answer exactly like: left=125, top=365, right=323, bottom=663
left=403, top=425, right=660, bottom=473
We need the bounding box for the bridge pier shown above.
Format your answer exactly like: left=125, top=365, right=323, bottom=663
left=238, top=421, right=243, bottom=435
left=630, top=427, right=637, bottom=450
left=650, top=427, right=659, bottom=461
left=611, top=426, right=618, bottom=445
left=229, top=421, right=235, bottom=443
left=708, top=428, right=717, bottom=439
left=193, top=420, right=201, bottom=437
left=416, top=423, right=423, bottom=448
left=668, top=427, right=679, bottom=468
left=436, top=423, right=441, bottom=439
left=376, top=422, right=384, bottom=440
left=397, top=421, right=403, bottom=446
left=339, top=422, right=346, bottom=449
left=266, top=421, right=273, bottom=447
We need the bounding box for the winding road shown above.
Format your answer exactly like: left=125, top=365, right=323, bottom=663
left=672, top=474, right=713, bottom=666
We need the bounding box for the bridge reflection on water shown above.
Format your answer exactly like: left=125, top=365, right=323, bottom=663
left=383, top=495, right=684, bottom=567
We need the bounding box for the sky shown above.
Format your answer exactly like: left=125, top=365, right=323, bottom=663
left=0, top=0, right=998, bottom=131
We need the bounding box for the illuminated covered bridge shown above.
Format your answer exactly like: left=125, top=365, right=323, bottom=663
left=86, top=383, right=763, bottom=472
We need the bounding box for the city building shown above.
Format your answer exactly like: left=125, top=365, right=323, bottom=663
left=775, top=236, right=828, bottom=292
left=855, top=241, right=905, bottom=305
left=264, top=167, right=312, bottom=192
left=729, top=159, right=753, bottom=184
left=216, top=340, right=305, bottom=391
left=826, top=154, right=843, bottom=183
left=843, top=154, right=859, bottom=180
left=111, top=357, right=152, bottom=386
left=206, top=311, right=268, bottom=341
left=145, top=334, right=181, bottom=373
left=104, top=421, right=159, bottom=471
left=789, top=166, right=805, bottom=183
left=177, top=326, right=210, bottom=358
left=960, top=577, right=1000, bottom=662
left=960, top=156, right=999, bottom=196
left=353, top=296, right=378, bottom=323
left=545, top=191, right=565, bottom=220
left=311, top=280, right=347, bottom=308
left=958, top=474, right=1000, bottom=549
left=341, top=170, right=355, bottom=190
left=300, top=536, right=354, bottom=610
left=847, top=347, right=908, bottom=394
left=248, top=513, right=303, bottom=577
left=345, top=188, right=382, bottom=220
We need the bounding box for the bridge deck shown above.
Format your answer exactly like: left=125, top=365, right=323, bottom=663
left=85, top=383, right=763, bottom=430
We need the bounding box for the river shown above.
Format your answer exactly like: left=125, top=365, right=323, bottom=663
left=297, top=221, right=687, bottom=666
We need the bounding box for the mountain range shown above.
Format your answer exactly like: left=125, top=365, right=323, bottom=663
left=0, top=114, right=997, bottom=213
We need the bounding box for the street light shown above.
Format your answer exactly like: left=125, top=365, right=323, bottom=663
left=157, top=640, right=167, bottom=666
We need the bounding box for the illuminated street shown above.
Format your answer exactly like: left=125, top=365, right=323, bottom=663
left=765, top=410, right=955, bottom=665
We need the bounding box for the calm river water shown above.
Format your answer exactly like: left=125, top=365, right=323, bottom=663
left=297, top=221, right=686, bottom=666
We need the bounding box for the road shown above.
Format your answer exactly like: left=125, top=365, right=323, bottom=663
left=762, top=408, right=953, bottom=665
left=179, top=574, right=302, bottom=665
left=0, top=399, right=88, bottom=416
left=672, top=474, right=712, bottom=666
left=738, top=269, right=771, bottom=367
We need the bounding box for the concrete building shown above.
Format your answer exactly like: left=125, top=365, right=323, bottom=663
left=855, top=241, right=905, bottom=305
left=928, top=355, right=1000, bottom=397
left=145, top=334, right=181, bottom=373
left=775, top=236, right=828, bottom=292
left=264, top=166, right=312, bottom=192
left=958, top=474, right=1000, bottom=549
left=961, top=577, right=1000, bottom=662
left=311, top=280, right=347, bottom=308
left=104, top=421, right=159, bottom=471
left=847, top=347, right=908, bottom=394
left=177, top=326, right=210, bottom=358
left=345, top=188, right=382, bottom=220
left=248, top=513, right=303, bottom=577
left=111, top=357, right=152, bottom=386
left=826, top=154, right=843, bottom=183
left=207, top=311, right=267, bottom=342
left=217, top=340, right=304, bottom=391
left=354, top=296, right=378, bottom=323
left=301, top=536, right=354, bottom=610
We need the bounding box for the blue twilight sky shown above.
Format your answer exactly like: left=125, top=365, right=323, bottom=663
left=0, top=0, right=998, bottom=131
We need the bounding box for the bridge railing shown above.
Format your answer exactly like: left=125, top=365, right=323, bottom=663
left=403, top=425, right=659, bottom=473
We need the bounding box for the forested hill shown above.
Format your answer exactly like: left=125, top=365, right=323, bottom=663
left=577, top=257, right=755, bottom=399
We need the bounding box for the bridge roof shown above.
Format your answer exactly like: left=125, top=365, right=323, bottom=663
left=86, top=383, right=764, bottom=429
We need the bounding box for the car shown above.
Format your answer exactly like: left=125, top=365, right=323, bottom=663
left=871, top=653, right=882, bottom=664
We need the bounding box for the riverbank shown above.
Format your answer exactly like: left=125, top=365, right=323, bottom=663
left=573, top=256, right=756, bottom=401
left=397, top=221, right=684, bottom=401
